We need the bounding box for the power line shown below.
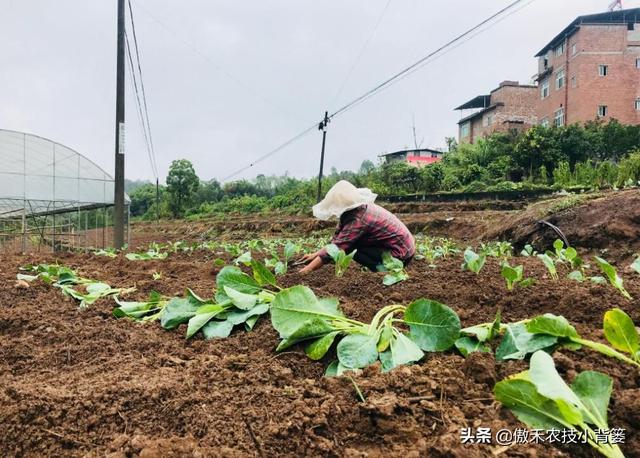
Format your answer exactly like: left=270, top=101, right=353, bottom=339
left=125, top=31, right=157, bottom=179
left=329, top=0, right=532, bottom=120
left=220, top=0, right=535, bottom=183
left=328, top=0, right=393, bottom=109
left=127, top=0, right=158, bottom=178
left=131, top=0, right=303, bottom=121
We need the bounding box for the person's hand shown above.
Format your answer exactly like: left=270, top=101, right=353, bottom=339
left=299, top=251, right=319, bottom=264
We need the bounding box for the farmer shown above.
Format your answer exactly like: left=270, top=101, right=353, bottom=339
left=299, top=180, right=415, bottom=274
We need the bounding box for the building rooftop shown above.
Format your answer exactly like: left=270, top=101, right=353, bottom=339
left=535, top=7, right=640, bottom=57
left=454, top=81, right=536, bottom=111
left=379, top=148, right=443, bottom=158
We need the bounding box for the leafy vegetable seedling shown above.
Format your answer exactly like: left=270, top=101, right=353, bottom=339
left=461, top=248, right=486, bottom=274
left=594, top=256, right=632, bottom=300
left=325, top=243, right=356, bottom=278
left=271, top=288, right=460, bottom=375
left=537, top=253, right=558, bottom=280
left=495, top=351, right=623, bottom=458
left=125, top=243, right=168, bottom=261
left=631, top=257, right=640, bottom=275
left=381, top=252, right=409, bottom=286
left=603, top=308, right=640, bottom=364
left=500, top=262, right=535, bottom=291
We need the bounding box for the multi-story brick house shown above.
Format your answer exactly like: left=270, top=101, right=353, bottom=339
left=379, top=148, right=444, bottom=167
left=535, top=8, right=640, bottom=127
left=455, top=81, right=538, bottom=144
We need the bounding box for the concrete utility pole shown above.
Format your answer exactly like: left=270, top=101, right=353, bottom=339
left=114, top=0, right=126, bottom=248
left=316, top=111, right=330, bottom=203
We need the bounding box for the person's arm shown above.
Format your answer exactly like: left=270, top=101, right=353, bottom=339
left=316, top=218, right=365, bottom=263
left=299, top=255, right=324, bottom=274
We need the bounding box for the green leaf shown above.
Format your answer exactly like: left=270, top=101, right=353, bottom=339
left=326, top=243, right=340, bottom=260
left=305, top=331, right=340, bottom=360
left=382, top=251, right=404, bottom=272
left=337, top=333, right=379, bottom=369
left=494, top=377, right=567, bottom=430
left=603, top=308, right=639, bottom=357
left=568, top=270, right=585, bottom=282
left=226, top=303, right=269, bottom=325
left=160, top=297, right=200, bottom=330
left=404, top=299, right=461, bottom=351
left=251, top=259, right=277, bottom=286
left=324, top=360, right=349, bottom=377
left=383, top=271, right=408, bottom=286
left=275, top=318, right=336, bottom=351
left=202, top=320, right=234, bottom=339
left=553, top=239, right=564, bottom=253
left=244, top=315, right=260, bottom=331
left=571, top=370, right=613, bottom=426
left=215, top=266, right=261, bottom=302
left=274, top=261, right=287, bottom=276
left=537, top=254, right=558, bottom=279
left=376, top=325, right=394, bottom=352
left=283, top=242, right=300, bottom=261
left=496, top=323, right=558, bottom=360
left=528, top=351, right=583, bottom=425
left=270, top=286, right=343, bottom=339
left=590, top=276, right=606, bottom=284
left=455, top=336, right=491, bottom=357
left=462, top=248, right=486, bottom=274
left=526, top=314, right=579, bottom=339
left=223, top=286, right=258, bottom=310
left=85, top=282, right=112, bottom=295
left=594, top=256, right=632, bottom=300
left=631, top=257, right=640, bottom=275
left=234, top=251, right=252, bottom=265
left=380, top=332, right=424, bottom=372
left=16, top=273, right=38, bottom=282
left=186, top=304, right=226, bottom=339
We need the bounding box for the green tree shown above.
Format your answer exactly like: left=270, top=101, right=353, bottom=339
left=129, top=183, right=164, bottom=217
left=166, top=159, right=199, bottom=217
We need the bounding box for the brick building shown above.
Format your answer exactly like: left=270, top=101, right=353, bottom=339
left=535, top=8, right=640, bottom=127
left=454, top=8, right=640, bottom=143
left=455, top=81, right=538, bottom=144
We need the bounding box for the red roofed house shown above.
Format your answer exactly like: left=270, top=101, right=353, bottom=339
left=379, top=148, right=444, bottom=167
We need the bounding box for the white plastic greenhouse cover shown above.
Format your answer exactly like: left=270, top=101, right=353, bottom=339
left=0, top=129, right=129, bottom=218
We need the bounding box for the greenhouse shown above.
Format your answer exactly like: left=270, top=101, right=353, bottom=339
left=0, top=129, right=129, bottom=252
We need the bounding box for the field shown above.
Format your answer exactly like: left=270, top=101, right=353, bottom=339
left=2, top=191, right=640, bottom=457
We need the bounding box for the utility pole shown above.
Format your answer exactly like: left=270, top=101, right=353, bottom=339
left=316, top=111, right=330, bottom=202
left=113, top=0, right=126, bottom=248
left=156, top=177, right=160, bottom=222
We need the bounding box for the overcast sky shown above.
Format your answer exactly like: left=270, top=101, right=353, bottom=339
left=2, top=0, right=638, bottom=183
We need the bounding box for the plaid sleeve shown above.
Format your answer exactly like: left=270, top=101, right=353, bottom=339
left=318, top=218, right=364, bottom=262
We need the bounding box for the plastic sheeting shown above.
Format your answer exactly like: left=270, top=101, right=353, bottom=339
left=0, top=129, right=127, bottom=218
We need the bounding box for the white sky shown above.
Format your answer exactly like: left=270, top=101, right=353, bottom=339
left=2, top=0, right=638, bottom=183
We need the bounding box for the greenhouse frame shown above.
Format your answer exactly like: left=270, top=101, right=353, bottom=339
left=0, top=129, right=129, bottom=252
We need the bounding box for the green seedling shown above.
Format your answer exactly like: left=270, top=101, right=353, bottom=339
left=125, top=243, right=168, bottom=261
left=480, top=241, right=513, bottom=259
left=495, top=351, right=623, bottom=458
left=500, top=262, right=535, bottom=291
left=381, top=252, right=409, bottom=286
left=631, top=257, right=640, bottom=275
left=152, top=271, right=162, bottom=280
left=271, top=289, right=460, bottom=374
left=603, top=308, right=640, bottom=364
left=325, top=243, right=356, bottom=278
left=520, top=244, right=537, bottom=257
left=594, top=257, right=632, bottom=300
left=537, top=253, right=558, bottom=279
left=94, top=248, right=118, bottom=258
left=461, top=248, right=486, bottom=274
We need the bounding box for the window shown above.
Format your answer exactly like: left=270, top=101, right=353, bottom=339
left=571, top=43, right=577, bottom=56
left=484, top=114, right=493, bottom=127
left=571, top=75, right=577, bottom=88
left=636, top=58, right=640, bottom=69
left=460, top=122, right=470, bottom=138
left=541, top=79, right=550, bottom=99
left=540, top=117, right=550, bottom=128
left=556, top=69, right=566, bottom=89
left=599, top=65, right=609, bottom=76
left=554, top=108, right=565, bottom=127
left=635, top=98, right=640, bottom=111
left=598, top=105, right=608, bottom=117
left=555, top=43, right=565, bottom=56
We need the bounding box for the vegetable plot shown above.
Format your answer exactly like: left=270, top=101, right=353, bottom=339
left=325, top=244, right=356, bottom=278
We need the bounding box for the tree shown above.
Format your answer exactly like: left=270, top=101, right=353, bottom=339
left=358, top=160, right=375, bottom=175
left=166, top=159, right=199, bottom=217
left=129, top=183, right=164, bottom=217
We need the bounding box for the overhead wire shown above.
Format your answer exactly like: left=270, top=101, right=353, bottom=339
left=125, top=30, right=158, bottom=179
left=328, top=0, right=393, bottom=109
left=131, top=0, right=304, bottom=121
left=127, top=0, right=158, bottom=179
left=221, top=0, right=535, bottom=183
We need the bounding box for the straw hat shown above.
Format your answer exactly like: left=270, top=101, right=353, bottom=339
left=312, top=180, right=377, bottom=221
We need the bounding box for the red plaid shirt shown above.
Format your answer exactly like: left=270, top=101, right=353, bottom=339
left=318, top=203, right=415, bottom=262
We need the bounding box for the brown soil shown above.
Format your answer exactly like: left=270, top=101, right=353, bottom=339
left=1, top=246, right=639, bottom=457
left=486, top=190, right=640, bottom=261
